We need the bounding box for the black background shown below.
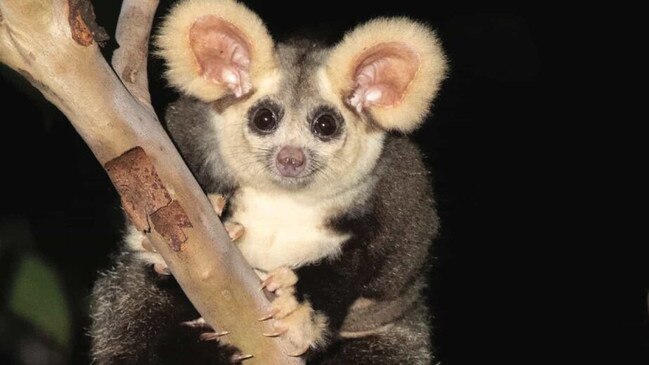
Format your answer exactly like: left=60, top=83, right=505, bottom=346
left=0, top=1, right=643, bottom=364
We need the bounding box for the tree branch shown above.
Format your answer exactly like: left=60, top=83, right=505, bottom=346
left=112, top=0, right=158, bottom=111
left=0, top=0, right=302, bottom=363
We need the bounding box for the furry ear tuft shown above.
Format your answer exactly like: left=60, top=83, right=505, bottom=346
left=326, top=18, right=448, bottom=132
left=156, top=0, right=276, bottom=101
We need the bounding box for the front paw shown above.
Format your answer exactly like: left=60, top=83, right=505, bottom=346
left=180, top=317, right=253, bottom=364
left=259, top=267, right=328, bottom=356
left=208, top=193, right=245, bottom=241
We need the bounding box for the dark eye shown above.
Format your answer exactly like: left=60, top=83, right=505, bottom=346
left=312, top=113, right=338, bottom=138
left=252, top=107, right=277, bottom=133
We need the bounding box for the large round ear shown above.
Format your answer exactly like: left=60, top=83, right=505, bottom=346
left=326, top=18, right=447, bottom=132
left=156, top=0, right=276, bottom=101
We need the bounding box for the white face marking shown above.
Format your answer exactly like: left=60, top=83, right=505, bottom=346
left=230, top=186, right=351, bottom=271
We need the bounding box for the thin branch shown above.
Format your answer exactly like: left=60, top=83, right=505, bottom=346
left=112, top=0, right=159, bottom=111
left=0, top=0, right=303, bottom=363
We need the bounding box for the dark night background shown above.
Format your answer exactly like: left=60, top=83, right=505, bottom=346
left=0, top=1, right=643, bottom=364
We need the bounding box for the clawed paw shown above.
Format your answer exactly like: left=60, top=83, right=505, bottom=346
left=259, top=266, right=327, bottom=356
left=180, top=317, right=230, bottom=342
left=208, top=193, right=245, bottom=241
left=260, top=266, right=298, bottom=294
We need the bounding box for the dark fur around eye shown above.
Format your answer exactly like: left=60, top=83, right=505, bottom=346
left=310, top=106, right=344, bottom=141
left=248, top=99, right=283, bottom=135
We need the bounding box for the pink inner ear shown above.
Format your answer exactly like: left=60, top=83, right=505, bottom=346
left=348, top=42, right=421, bottom=113
left=189, top=15, right=252, bottom=98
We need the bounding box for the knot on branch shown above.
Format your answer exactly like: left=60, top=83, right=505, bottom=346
left=68, top=0, right=109, bottom=46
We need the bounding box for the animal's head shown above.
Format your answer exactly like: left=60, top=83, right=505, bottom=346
left=157, top=0, right=447, bottom=193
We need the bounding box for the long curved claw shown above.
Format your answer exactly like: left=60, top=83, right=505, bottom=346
left=231, top=353, right=254, bottom=362
left=262, top=326, right=288, bottom=337
left=257, top=307, right=279, bottom=321
left=260, top=275, right=280, bottom=292
left=198, top=331, right=230, bottom=341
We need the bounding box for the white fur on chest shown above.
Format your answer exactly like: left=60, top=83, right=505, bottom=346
left=230, top=187, right=350, bottom=272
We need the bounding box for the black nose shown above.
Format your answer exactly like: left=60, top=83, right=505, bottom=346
left=276, top=146, right=305, bottom=177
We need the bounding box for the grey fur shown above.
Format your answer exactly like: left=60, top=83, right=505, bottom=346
left=165, top=100, right=238, bottom=195
left=276, top=41, right=329, bottom=111
left=89, top=254, right=241, bottom=365
left=312, top=301, right=434, bottom=364
left=90, top=41, right=440, bottom=364
left=296, top=136, right=439, bottom=364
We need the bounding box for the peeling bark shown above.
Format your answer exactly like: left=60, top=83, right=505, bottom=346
left=68, top=0, right=108, bottom=46
left=150, top=200, right=193, bottom=252
left=105, top=147, right=172, bottom=232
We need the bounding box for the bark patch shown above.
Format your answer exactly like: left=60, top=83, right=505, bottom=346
left=105, top=147, right=172, bottom=232
left=68, top=0, right=109, bottom=47
left=150, top=201, right=193, bottom=252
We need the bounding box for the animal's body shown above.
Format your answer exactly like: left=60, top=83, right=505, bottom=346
left=89, top=0, right=447, bottom=363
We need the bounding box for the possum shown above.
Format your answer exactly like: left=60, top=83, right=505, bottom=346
left=89, top=0, right=447, bottom=364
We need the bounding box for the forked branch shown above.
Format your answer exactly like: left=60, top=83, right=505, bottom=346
left=112, top=0, right=158, bottom=110
left=0, top=0, right=302, bottom=363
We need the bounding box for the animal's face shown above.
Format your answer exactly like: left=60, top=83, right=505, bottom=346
left=213, top=43, right=385, bottom=191
left=157, top=0, right=447, bottom=192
